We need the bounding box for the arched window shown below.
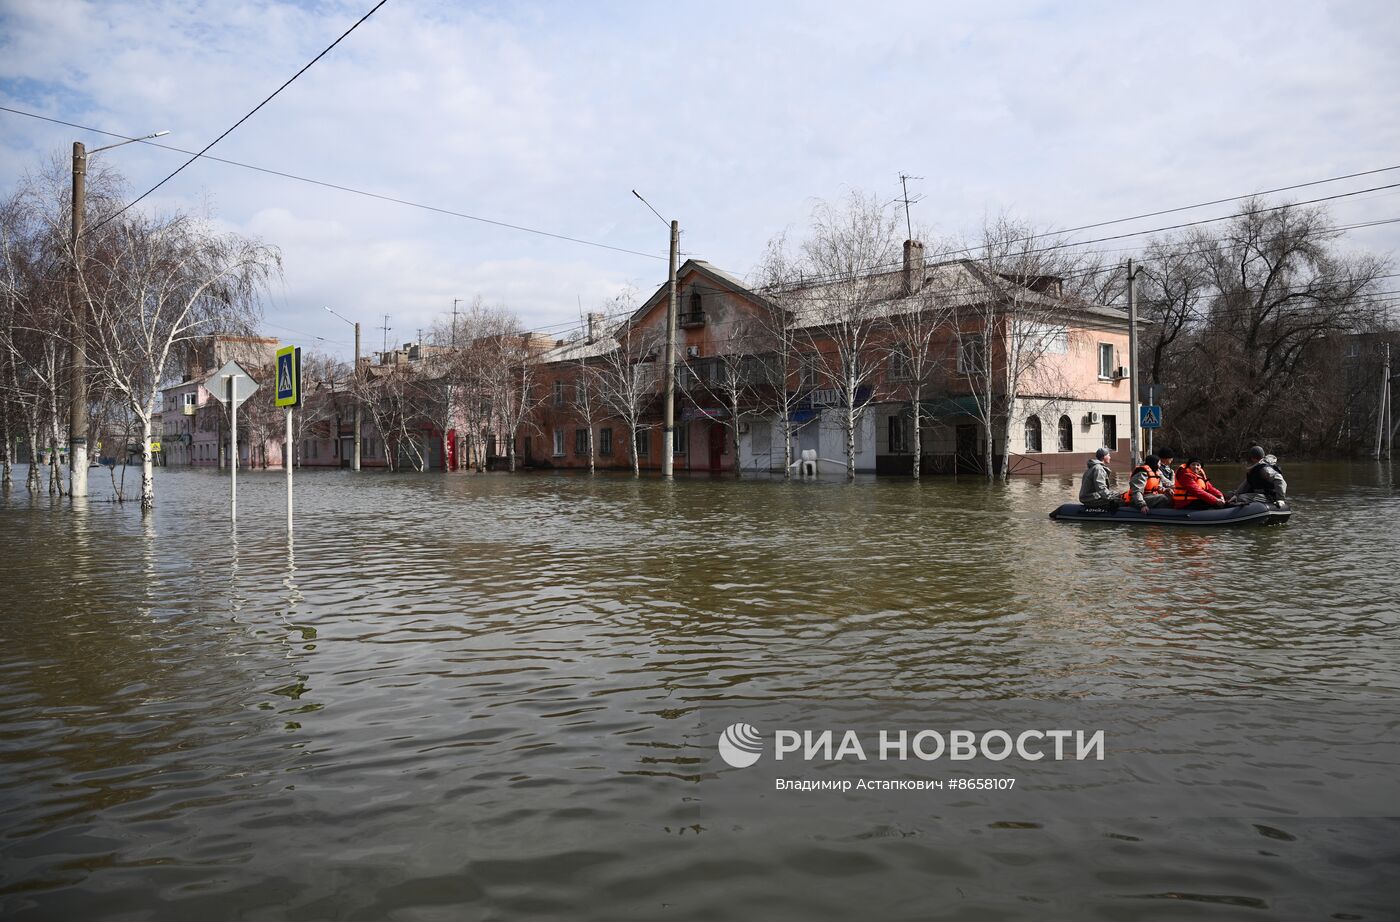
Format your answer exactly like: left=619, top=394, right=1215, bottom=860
left=1057, top=415, right=1073, bottom=452
left=1024, top=415, right=1042, bottom=453
left=689, top=291, right=703, bottom=317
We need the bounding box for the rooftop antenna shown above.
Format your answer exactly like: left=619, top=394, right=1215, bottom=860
left=451, top=298, right=462, bottom=348
left=380, top=313, right=391, bottom=359
left=897, top=172, right=924, bottom=240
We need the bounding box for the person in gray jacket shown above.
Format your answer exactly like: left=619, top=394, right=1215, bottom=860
left=1079, top=447, right=1119, bottom=510
left=1156, top=447, right=1176, bottom=496
left=1230, top=445, right=1287, bottom=505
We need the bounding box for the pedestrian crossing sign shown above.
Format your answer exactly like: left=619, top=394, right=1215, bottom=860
left=1140, top=404, right=1163, bottom=429
left=275, top=345, right=301, bottom=408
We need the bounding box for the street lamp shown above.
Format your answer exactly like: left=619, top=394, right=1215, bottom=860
left=324, top=306, right=362, bottom=472
left=70, top=129, right=169, bottom=498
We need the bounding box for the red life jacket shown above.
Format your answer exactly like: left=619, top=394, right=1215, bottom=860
left=1121, top=464, right=1162, bottom=504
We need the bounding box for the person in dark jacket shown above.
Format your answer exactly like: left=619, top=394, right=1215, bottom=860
left=1079, top=447, right=1118, bottom=510
left=1172, top=458, right=1227, bottom=509
left=1156, top=447, right=1176, bottom=497
left=1122, top=453, right=1172, bottom=512
left=1229, top=445, right=1287, bottom=504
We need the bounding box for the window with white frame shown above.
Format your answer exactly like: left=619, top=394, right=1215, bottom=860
left=1024, top=415, right=1043, bottom=453
left=552, top=429, right=565, bottom=456
left=599, top=427, right=613, bottom=456
left=553, top=380, right=565, bottom=406
left=574, top=428, right=589, bottom=455
left=1057, top=415, right=1073, bottom=452
left=958, top=334, right=986, bottom=374
left=1098, top=343, right=1115, bottom=378
left=888, top=348, right=912, bottom=382
left=673, top=424, right=688, bottom=455
left=635, top=429, right=649, bottom=457
left=1023, top=322, right=1067, bottom=355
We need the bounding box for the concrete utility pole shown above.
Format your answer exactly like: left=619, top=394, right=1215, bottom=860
left=664, top=219, right=678, bottom=479
left=1377, top=342, right=1391, bottom=461
left=69, top=142, right=88, bottom=497
left=228, top=375, right=238, bottom=522
left=325, top=306, right=362, bottom=471
left=1126, top=259, right=1141, bottom=466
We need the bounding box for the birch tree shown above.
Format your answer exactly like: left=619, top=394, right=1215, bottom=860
left=593, top=313, right=661, bottom=478
left=83, top=211, right=278, bottom=509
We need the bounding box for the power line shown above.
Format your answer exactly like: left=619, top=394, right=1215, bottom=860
left=87, top=0, right=390, bottom=236
left=1, top=105, right=668, bottom=262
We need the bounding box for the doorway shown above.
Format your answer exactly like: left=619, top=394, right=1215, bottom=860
left=955, top=424, right=982, bottom=474
left=709, top=423, right=726, bottom=472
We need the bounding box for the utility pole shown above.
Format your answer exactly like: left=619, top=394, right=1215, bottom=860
left=69, top=141, right=88, bottom=498
left=381, top=314, right=391, bottom=360
left=1127, top=259, right=1141, bottom=466
left=664, top=219, right=678, bottom=478
left=1377, top=342, right=1391, bottom=461
left=352, top=321, right=361, bottom=471
left=631, top=190, right=677, bottom=478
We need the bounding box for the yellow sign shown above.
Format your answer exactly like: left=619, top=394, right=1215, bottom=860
left=150, top=441, right=162, bottom=453
left=275, top=345, right=301, bottom=408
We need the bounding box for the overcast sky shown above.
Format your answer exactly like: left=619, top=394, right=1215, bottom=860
left=3, top=0, right=1399, bottom=360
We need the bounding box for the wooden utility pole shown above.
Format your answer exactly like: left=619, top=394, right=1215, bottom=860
left=1127, top=259, right=1141, bottom=465
left=69, top=141, right=88, bottom=497
left=664, top=219, right=678, bottom=478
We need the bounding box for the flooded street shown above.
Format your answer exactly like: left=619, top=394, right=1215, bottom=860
left=2, top=463, right=1398, bottom=919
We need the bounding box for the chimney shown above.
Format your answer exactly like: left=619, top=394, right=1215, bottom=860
left=586, top=312, right=604, bottom=344
left=903, top=240, right=925, bottom=295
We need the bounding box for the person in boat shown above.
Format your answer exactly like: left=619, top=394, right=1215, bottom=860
left=1155, top=447, right=1176, bottom=496
left=1172, top=457, right=1227, bottom=510
left=1228, top=445, right=1287, bottom=505
left=1079, top=447, right=1119, bottom=510
left=1122, top=453, right=1172, bottom=513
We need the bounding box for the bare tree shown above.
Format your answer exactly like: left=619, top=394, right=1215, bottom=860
left=593, top=297, right=661, bottom=477
left=83, top=211, right=278, bottom=508
left=762, top=192, right=903, bottom=479
left=880, top=255, right=956, bottom=478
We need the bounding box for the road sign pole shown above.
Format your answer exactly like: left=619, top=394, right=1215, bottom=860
left=228, top=375, right=238, bottom=523
left=1147, top=384, right=1155, bottom=456
left=286, top=405, right=293, bottom=534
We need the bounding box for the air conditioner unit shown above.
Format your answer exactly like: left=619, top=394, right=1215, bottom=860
left=1113, top=366, right=1129, bottom=379
left=686, top=345, right=701, bottom=359
left=1084, top=411, right=1101, bottom=426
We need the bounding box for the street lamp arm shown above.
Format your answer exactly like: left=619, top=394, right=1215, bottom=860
left=324, top=305, right=357, bottom=327
left=89, top=130, right=170, bottom=156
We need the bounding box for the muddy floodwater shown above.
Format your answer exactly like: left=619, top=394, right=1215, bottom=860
left=1, top=463, right=1397, bottom=920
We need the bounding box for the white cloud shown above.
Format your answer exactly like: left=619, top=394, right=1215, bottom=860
left=2, top=0, right=1397, bottom=360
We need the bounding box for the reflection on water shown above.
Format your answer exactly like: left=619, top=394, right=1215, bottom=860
left=1, top=463, right=1397, bottom=919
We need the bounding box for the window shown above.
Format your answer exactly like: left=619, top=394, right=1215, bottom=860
left=750, top=421, right=771, bottom=456
left=575, top=428, right=589, bottom=455
left=635, top=429, right=649, bottom=457
left=887, top=415, right=911, bottom=453
left=1023, top=322, right=1067, bottom=355
left=552, top=429, right=565, bottom=456
left=888, top=349, right=912, bottom=382
left=689, top=291, right=702, bottom=318
left=673, top=423, right=689, bottom=455
left=958, top=334, right=986, bottom=374
left=1024, top=415, right=1042, bottom=453
left=1102, top=414, right=1117, bottom=451
left=183, top=392, right=197, bottom=410
left=1098, top=343, right=1115, bottom=379
left=1057, top=415, right=1073, bottom=452
left=553, top=380, right=565, bottom=406
left=599, top=427, right=613, bottom=456
left=800, top=354, right=821, bottom=391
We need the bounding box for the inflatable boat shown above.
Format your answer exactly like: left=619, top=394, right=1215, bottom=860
left=1049, top=499, right=1292, bottom=527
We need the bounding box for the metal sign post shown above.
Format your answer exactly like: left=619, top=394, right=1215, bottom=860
left=275, top=346, right=302, bottom=534
left=204, top=359, right=260, bottom=524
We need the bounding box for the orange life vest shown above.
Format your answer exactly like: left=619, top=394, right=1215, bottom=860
left=1171, top=464, right=1192, bottom=505
left=1121, top=464, right=1162, bottom=504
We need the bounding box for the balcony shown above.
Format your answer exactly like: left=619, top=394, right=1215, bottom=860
left=679, top=311, right=706, bottom=329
